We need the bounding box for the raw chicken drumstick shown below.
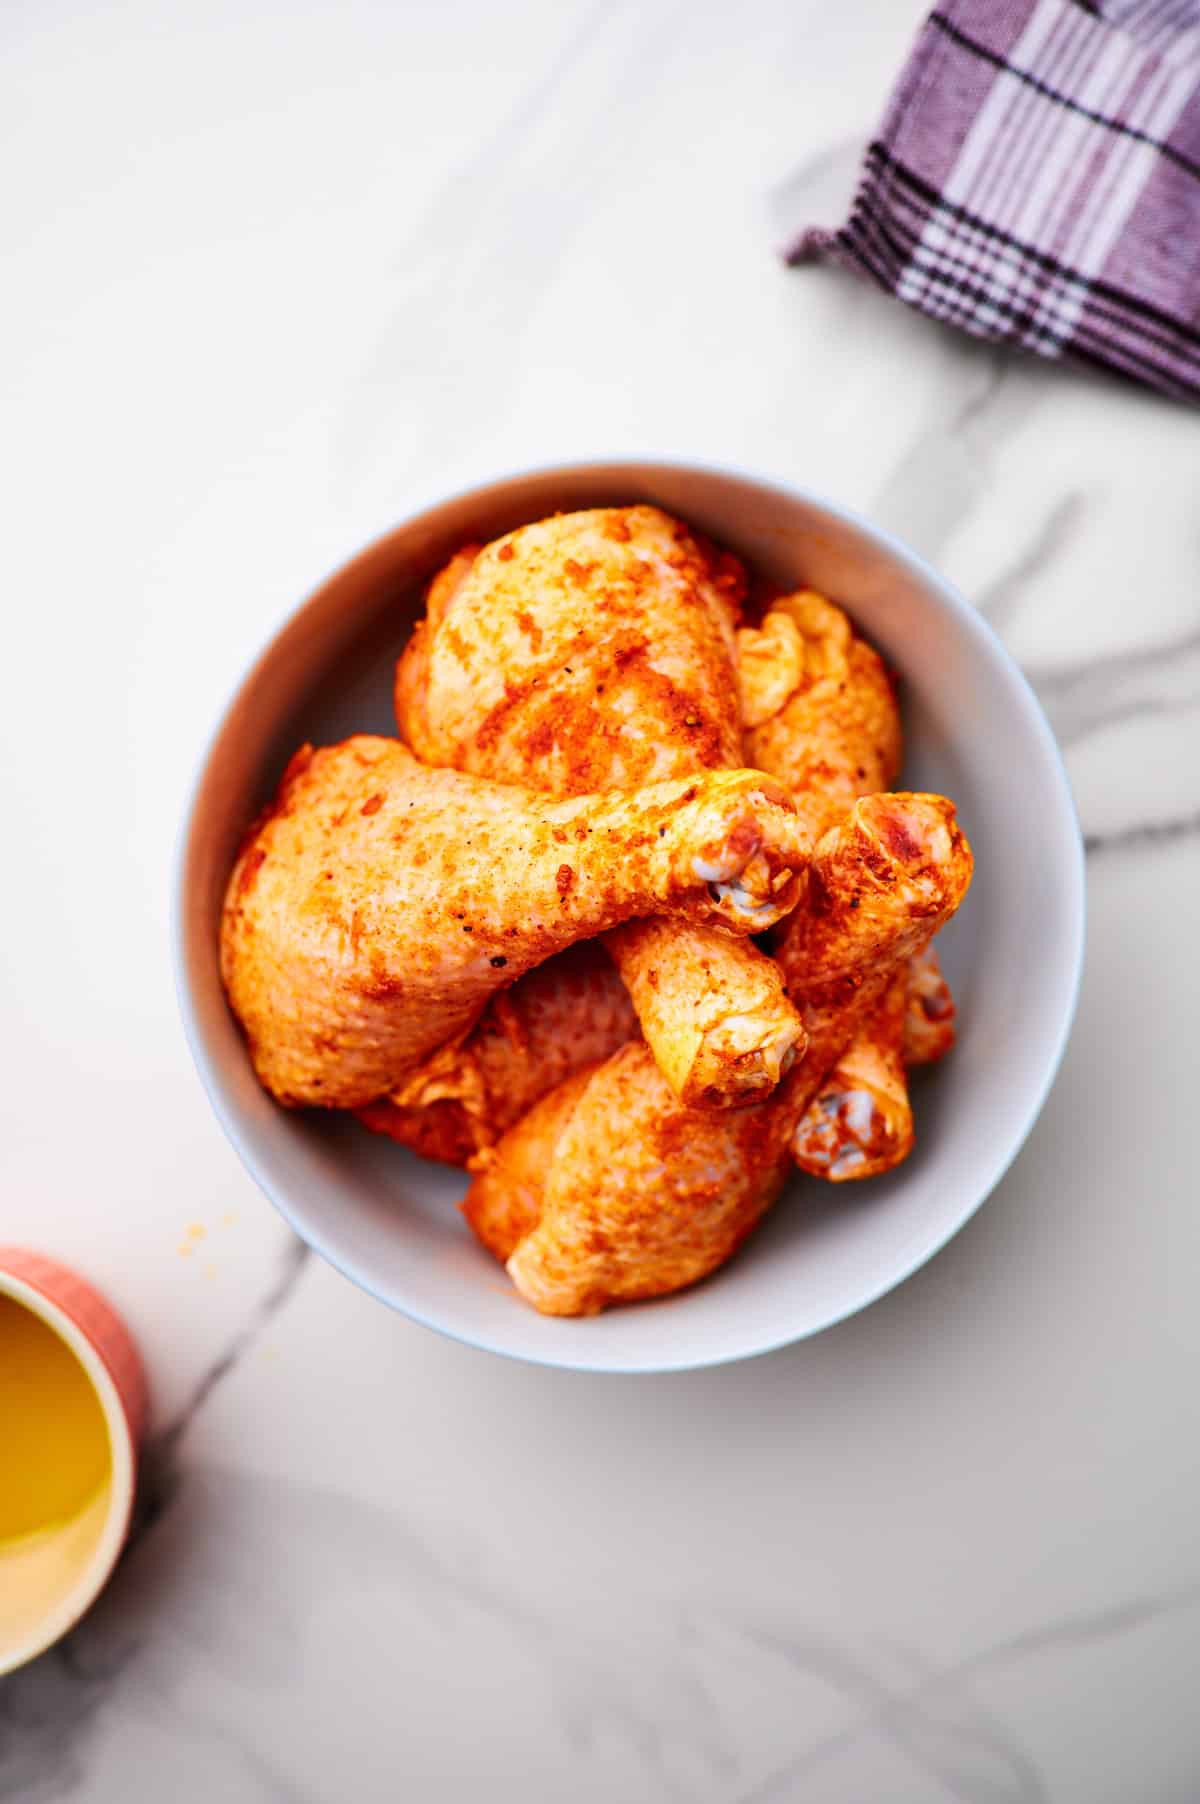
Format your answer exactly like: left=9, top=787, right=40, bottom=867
left=786, top=973, right=912, bottom=1180
left=396, top=508, right=805, bottom=1108
left=361, top=577, right=961, bottom=1170
left=793, top=938, right=961, bottom=1181
left=737, top=590, right=901, bottom=837
left=739, top=590, right=959, bottom=1180
left=220, top=736, right=805, bottom=1109
left=903, top=941, right=958, bottom=1066
left=354, top=944, right=637, bottom=1165
left=464, top=791, right=973, bottom=1315
left=397, top=507, right=745, bottom=790
left=772, top=793, right=969, bottom=1111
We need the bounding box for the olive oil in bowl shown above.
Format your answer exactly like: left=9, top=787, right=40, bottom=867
left=0, top=1294, right=114, bottom=1650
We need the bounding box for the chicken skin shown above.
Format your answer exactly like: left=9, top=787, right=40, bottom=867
left=354, top=944, right=637, bottom=1165
left=464, top=792, right=973, bottom=1315
left=395, top=509, right=805, bottom=1108
left=774, top=795, right=970, bottom=1075
left=791, top=971, right=912, bottom=1180
left=738, top=591, right=902, bottom=840
left=903, top=941, right=958, bottom=1066
left=739, top=591, right=958, bottom=1179
left=467, top=1043, right=795, bottom=1314
left=362, top=574, right=955, bottom=1165
left=779, top=942, right=958, bottom=1182
left=220, top=736, right=806, bottom=1109
left=609, top=914, right=799, bottom=1108
left=397, top=507, right=745, bottom=791
left=788, top=949, right=958, bottom=1184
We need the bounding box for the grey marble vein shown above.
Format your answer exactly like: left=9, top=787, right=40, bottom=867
left=8, top=1438, right=1199, bottom=1804
left=735, top=1580, right=1200, bottom=1803
left=1084, top=803, right=1200, bottom=856
left=972, top=1582, right=1200, bottom=1661
left=1024, top=616, right=1200, bottom=751
left=548, top=1612, right=738, bottom=1789
left=4, top=1467, right=726, bottom=1801
left=734, top=1625, right=1046, bottom=1803
left=128, top=1236, right=312, bottom=1551
left=975, top=491, right=1089, bottom=628
left=868, top=351, right=1040, bottom=568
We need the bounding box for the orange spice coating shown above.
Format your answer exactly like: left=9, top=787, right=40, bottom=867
left=779, top=795, right=972, bottom=1179
left=470, top=1043, right=796, bottom=1314
left=791, top=971, right=912, bottom=1181
left=904, top=942, right=958, bottom=1065
left=396, top=510, right=805, bottom=1108
left=354, top=943, right=637, bottom=1165
left=220, top=736, right=805, bottom=1108
left=608, top=916, right=799, bottom=1107
left=396, top=507, right=745, bottom=794
left=774, top=795, right=971, bottom=1064
left=739, top=590, right=959, bottom=1177
left=739, top=592, right=902, bottom=842
left=464, top=792, right=973, bottom=1315
left=800, top=940, right=957, bottom=1180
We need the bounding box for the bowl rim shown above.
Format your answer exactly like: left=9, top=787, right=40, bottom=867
left=172, top=455, right=1087, bottom=1372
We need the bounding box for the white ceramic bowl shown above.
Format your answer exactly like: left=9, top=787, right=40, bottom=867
left=174, top=460, right=1085, bottom=1372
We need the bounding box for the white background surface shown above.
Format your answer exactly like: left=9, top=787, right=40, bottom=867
left=3, top=2, right=1199, bottom=1799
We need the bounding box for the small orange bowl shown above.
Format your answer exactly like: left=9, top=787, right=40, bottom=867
left=0, top=1248, right=147, bottom=1674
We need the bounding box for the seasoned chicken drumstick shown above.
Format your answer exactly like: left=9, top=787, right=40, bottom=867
left=220, top=736, right=805, bottom=1109
left=903, top=941, right=958, bottom=1066
left=792, top=937, right=961, bottom=1180
left=357, top=866, right=960, bottom=1170
left=398, top=507, right=746, bottom=791
left=396, top=508, right=805, bottom=1108
left=786, top=973, right=912, bottom=1180
left=465, top=791, right=973, bottom=1315
left=361, top=578, right=961, bottom=1170
left=773, top=795, right=969, bottom=1099
left=737, top=591, right=901, bottom=835
left=354, top=944, right=637, bottom=1165
left=739, top=590, right=959, bottom=1180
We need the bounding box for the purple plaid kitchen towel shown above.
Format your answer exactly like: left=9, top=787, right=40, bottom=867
left=789, top=0, right=1200, bottom=401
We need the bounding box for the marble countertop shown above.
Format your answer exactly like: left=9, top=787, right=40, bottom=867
left=4, top=0, right=1199, bottom=1798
